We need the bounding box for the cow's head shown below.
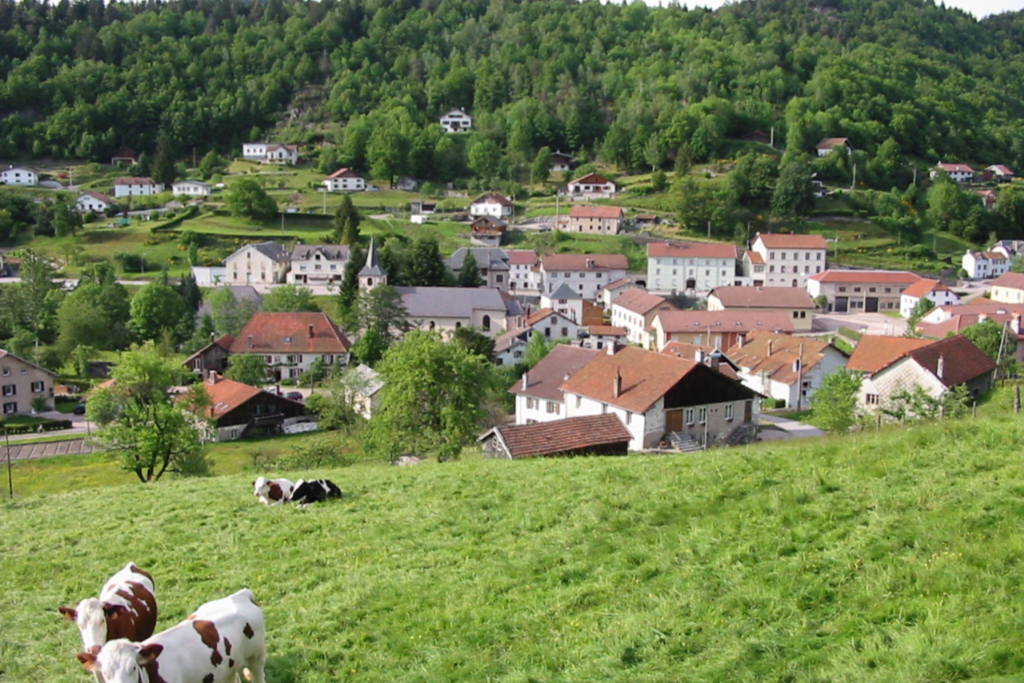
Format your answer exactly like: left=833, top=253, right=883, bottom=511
left=61, top=598, right=115, bottom=651
left=252, top=477, right=268, bottom=496
left=78, top=640, right=163, bottom=683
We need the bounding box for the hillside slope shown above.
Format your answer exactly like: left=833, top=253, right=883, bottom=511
left=3, top=416, right=1024, bottom=682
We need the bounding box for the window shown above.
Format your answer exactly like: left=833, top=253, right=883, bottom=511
left=575, top=395, right=582, bottom=408
left=30, top=381, right=44, bottom=393
left=284, top=336, right=292, bottom=344
left=869, top=287, right=876, bottom=293
left=2, top=385, right=14, bottom=397
left=866, top=394, right=880, bottom=405
left=699, top=406, right=707, bottom=424
left=546, top=401, right=560, bottom=414
left=799, top=311, right=806, bottom=318
left=527, top=397, right=537, bottom=409
left=770, top=252, right=776, bottom=259
left=780, top=252, right=786, bottom=259
left=725, top=403, right=734, bottom=420
left=853, top=287, right=861, bottom=293
left=685, top=408, right=694, bottom=425
left=839, top=286, right=846, bottom=292
left=495, top=275, right=503, bottom=283
left=769, top=266, right=775, bottom=273
left=3, top=402, right=15, bottom=415
left=626, top=412, right=632, bottom=425
left=781, top=266, right=787, bottom=273
left=1, top=367, right=8, bottom=376
left=792, top=311, right=799, bottom=318
left=817, top=252, right=822, bottom=260
left=482, top=315, right=491, bottom=331
left=884, top=288, right=891, bottom=293
left=805, top=252, right=810, bottom=260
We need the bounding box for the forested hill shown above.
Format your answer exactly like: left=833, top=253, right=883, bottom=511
left=1, top=0, right=1023, bottom=176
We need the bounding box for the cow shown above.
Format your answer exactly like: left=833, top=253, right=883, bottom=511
left=252, top=477, right=295, bottom=505
left=290, top=479, right=342, bottom=505
left=59, top=563, right=158, bottom=656
left=77, top=588, right=266, bottom=683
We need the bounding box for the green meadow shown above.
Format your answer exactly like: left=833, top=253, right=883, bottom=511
left=4, top=408, right=1024, bottom=682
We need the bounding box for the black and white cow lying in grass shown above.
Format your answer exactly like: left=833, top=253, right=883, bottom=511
left=252, top=477, right=341, bottom=506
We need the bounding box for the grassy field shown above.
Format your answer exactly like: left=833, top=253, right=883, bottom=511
left=4, top=406, right=1024, bottom=682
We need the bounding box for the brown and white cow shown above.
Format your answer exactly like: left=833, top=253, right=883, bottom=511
left=252, top=477, right=295, bottom=505
left=59, top=563, right=158, bottom=655
left=77, top=588, right=266, bottom=683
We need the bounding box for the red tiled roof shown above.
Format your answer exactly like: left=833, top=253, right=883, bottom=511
left=587, top=325, right=627, bottom=336
left=935, top=163, right=974, bottom=174
left=569, top=172, right=612, bottom=186
left=569, top=205, right=624, bottom=219
left=540, top=253, right=629, bottom=271
left=326, top=167, right=361, bottom=179
left=509, top=345, right=599, bottom=401
left=524, top=308, right=571, bottom=326
left=817, top=137, right=850, bottom=150
left=846, top=335, right=931, bottom=374
left=981, top=251, right=1009, bottom=261
left=114, top=176, right=156, bottom=185
left=80, top=191, right=114, bottom=203
left=745, top=250, right=765, bottom=264
left=604, top=278, right=632, bottom=291
left=726, top=331, right=836, bottom=385
left=229, top=312, right=351, bottom=355
left=471, top=192, right=513, bottom=206
left=710, top=286, right=815, bottom=309
left=560, top=346, right=701, bottom=413
left=808, top=270, right=921, bottom=284
left=582, top=300, right=605, bottom=326
left=612, top=289, right=673, bottom=316
left=905, top=335, right=996, bottom=388
left=483, top=414, right=631, bottom=459
left=201, top=376, right=264, bottom=419
left=654, top=310, right=796, bottom=335
left=647, top=240, right=739, bottom=260
left=506, top=250, right=537, bottom=266
left=660, top=342, right=740, bottom=379
left=900, top=279, right=949, bottom=298
left=754, top=233, right=828, bottom=250
left=991, top=272, right=1024, bottom=290
left=919, top=312, right=1024, bottom=340
left=989, top=165, right=1014, bottom=176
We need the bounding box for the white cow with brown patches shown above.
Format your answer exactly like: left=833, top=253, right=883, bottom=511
left=59, top=563, right=158, bottom=657
left=252, top=477, right=294, bottom=505
left=78, top=588, right=266, bottom=683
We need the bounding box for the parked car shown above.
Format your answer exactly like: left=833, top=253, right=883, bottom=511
left=283, top=391, right=304, bottom=402
left=73, top=400, right=87, bottom=415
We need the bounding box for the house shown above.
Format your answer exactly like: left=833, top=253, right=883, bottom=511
left=931, top=162, right=974, bottom=184
left=899, top=279, right=961, bottom=317
left=601, top=279, right=634, bottom=310
left=113, top=177, right=164, bottom=197
left=806, top=270, right=921, bottom=313
left=974, top=189, right=998, bottom=211
left=567, top=173, right=616, bottom=199
left=990, top=272, right=1024, bottom=304
left=410, top=200, right=436, bottom=215
left=323, top=168, right=365, bottom=192
left=183, top=334, right=235, bottom=378
left=479, top=414, right=631, bottom=460
left=853, top=335, right=995, bottom=415
left=510, top=345, right=599, bottom=425
left=469, top=192, right=514, bottom=218
left=538, top=253, right=629, bottom=301
left=519, top=308, right=583, bottom=341
left=991, top=240, right=1024, bottom=260
left=242, top=143, right=299, bottom=165
left=987, top=165, right=1015, bottom=183
left=582, top=325, right=628, bottom=351
left=0, top=348, right=56, bottom=415
left=742, top=250, right=767, bottom=286
left=171, top=180, right=211, bottom=197
left=0, top=167, right=37, bottom=186
left=288, top=244, right=350, bottom=286
left=347, top=364, right=384, bottom=420
left=746, top=233, right=828, bottom=288
left=550, top=151, right=573, bottom=173
left=494, top=328, right=531, bottom=366
left=398, top=286, right=517, bottom=337
left=650, top=310, right=795, bottom=352
left=110, top=147, right=138, bottom=165
left=199, top=373, right=307, bottom=442
left=540, top=284, right=586, bottom=323
left=439, top=108, right=473, bottom=133
left=962, top=250, right=1011, bottom=279
left=396, top=176, right=420, bottom=191
left=609, top=289, right=676, bottom=347
left=225, top=242, right=290, bottom=285
left=448, top=248, right=512, bottom=290
left=918, top=312, right=1024, bottom=363
left=660, top=343, right=741, bottom=379
left=77, top=191, right=114, bottom=214
left=919, top=301, right=1024, bottom=326
left=648, top=234, right=743, bottom=295
left=196, top=286, right=262, bottom=321
left=228, top=312, right=351, bottom=381
left=469, top=216, right=507, bottom=247
left=565, top=205, right=625, bottom=235
left=635, top=214, right=659, bottom=228
left=707, top=286, right=816, bottom=332
left=816, top=137, right=852, bottom=157
left=726, top=332, right=848, bottom=408
left=507, top=249, right=540, bottom=294
left=561, top=345, right=760, bottom=451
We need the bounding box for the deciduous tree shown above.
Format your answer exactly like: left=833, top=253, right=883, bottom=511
left=261, top=284, right=319, bottom=312
left=225, top=178, right=278, bottom=222
left=225, top=353, right=269, bottom=386
left=810, top=368, right=862, bottom=434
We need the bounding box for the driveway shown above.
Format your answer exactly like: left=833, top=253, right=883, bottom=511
left=813, top=312, right=907, bottom=337
left=758, top=414, right=827, bottom=440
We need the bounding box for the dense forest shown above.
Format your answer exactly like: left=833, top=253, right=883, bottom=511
left=0, top=0, right=1023, bottom=180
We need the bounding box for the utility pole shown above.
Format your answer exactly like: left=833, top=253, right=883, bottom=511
left=795, top=343, right=805, bottom=411
left=5, top=426, right=12, bottom=499
left=770, top=127, right=774, bottom=148
left=851, top=164, right=856, bottom=190
left=707, top=220, right=711, bottom=240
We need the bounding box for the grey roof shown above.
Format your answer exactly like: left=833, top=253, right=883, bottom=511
left=397, top=286, right=508, bottom=318
left=448, top=248, right=510, bottom=271
left=494, top=328, right=531, bottom=354
left=359, top=237, right=387, bottom=278
left=546, top=283, right=584, bottom=299
left=292, top=244, right=351, bottom=261
left=196, top=286, right=264, bottom=320
left=228, top=241, right=289, bottom=263
left=501, top=291, right=524, bottom=318
left=350, top=364, right=384, bottom=397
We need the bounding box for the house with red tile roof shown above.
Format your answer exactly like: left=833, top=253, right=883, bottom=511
left=974, top=189, right=998, bottom=211
left=600, top=278, right=635, bottom=310
left=726, top=331, right=847, bottom=408
left=560, top=345, right=759, bottom=450
left=990, top=272, right=1024, bottom=305
left=506, top=249, right=540, bottom=294
left=567, top=172, right=616, bottom=199
left=323, top=167, right=365, bottom=192
left=479, top=414, right=631, bottom=459
left=806, top=269, right=921, bottom=313
left=609, top=289, right=676, bottom=346
left=565, top=205, right=625, bottom=234
left=538, top=253, right=629, bottom=301
left=707, top=286, right=816, bottom=331
left=650, top=310, right=795, bottom=352
left=899, top=279, right=960, bottom=317
left=660, top=342, right=741, bottom=380
left=816, top=137, right=852, bottom=157
left=931, top=162, right=974, bottom=184
left=228, top=312, right=351, bottom=381
left=197, top=373, right=307, bottom=441
left=987, top=164, right=1015, bottom=183
left=962, top=250, right=1011, bottom=280
left=748, top=232, right=828, bottom=288
left=917, top=312, right=1024, bottom=363
left=519, top=308, right=583, bottom=342
left=919, top=301, right=1024, bottom=326
left=469, top=192, right=514, bottom=218
left=647, top=240, right=740, bottom=293
left=509, top=345, right=599, bottom=425
left=183, top=333, right=235, bottom=379
left=582, top=324, right=628, bottom=351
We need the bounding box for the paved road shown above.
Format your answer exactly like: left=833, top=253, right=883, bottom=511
left=758, top=414, right=827, bottom=440
left=812, top=312, right=907, bottom=337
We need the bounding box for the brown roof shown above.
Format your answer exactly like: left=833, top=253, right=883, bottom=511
left=587, top=325, right=627, bottom=336
left=989, top=165, right=1014, bottom=176
left=919, top=312, right=1024, bottom=340
left=326, top=167, right=361, bottom=179
left=725, top=331, right=837, bottom=385
left=482, top=415, right=631, bottom=459
left=506, top=250, right=537, bottom=266
left=509, top=345, right=599, bottom=401
left=904, top=335, right=996, bottom=388
left=524, top=308, right=573, bottom=327
left=992, top=272, right=1024, bottom=290
left=647, top=241, right=739, bottom=260
left=560, top=346, right=700, bottom=413
left=183, top=334, right=235, bottom=365
left=570, top=172, right=612, bottom=186
left=202, top=376, right=263, bottom=419
left=932, top=302, right=1024, bottom=319
left=817, top=137, right=850, bottom=150
left=935, top=163, right=974, bottom=174
left=114, top=176, right=156, bottom=185
left=808, top=270, right=921, bottom=284
left=569, top=205, right=624, bottom=219
left=846, top=335, right=931, bottom=374
left=229, top=312, right=351, bottom=355
left=581, top=300, right=605, bottom=326
left=981, top=251, right=1009, bottom=261
left=660, top=342, right=740, bottom=379
left=540, top=254, right=629, bottom=271
left=612, top=289, right=673, bottom=316
left=710, top=286, right=815, bottom=310
left=471, top=192, right=513, bottom=206
left=654, top=310, right=796, bottom=335
left=745, top=250, right=765, bottom=264
left=754, top=233, right=828, bottom=250
left=604, top=278, right=632, bottom=291
left=900, top=278, right=949, bottom=298
left=80, top=191, right=114, bottom=204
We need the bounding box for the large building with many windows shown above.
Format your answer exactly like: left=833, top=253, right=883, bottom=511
left=647, top=241, right=739, bottom=294
left=745, top=233, right=828, bottom=288
left=0, top=349, right=56, bottom=416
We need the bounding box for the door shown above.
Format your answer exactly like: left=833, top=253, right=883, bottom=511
left=865, top=297, right=879, bottom=313
left=665, top=409, right=683, bottom=432
left=744, top=401, right=752, bottom=422
left=835, top=296, right=849, bottom=312
left=686, top=278, right=696, bottom=290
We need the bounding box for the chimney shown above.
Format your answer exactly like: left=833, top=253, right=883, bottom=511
left=613, top=367, right=622, bottom=398
left=606, top=341, right=617, bottom=356
left=767, top=339, right=773, bottom=355
left=695, top=349, right=705, bottom=363
left=709, top=351, right=721, bottom=372
left=979, top=313, right=988, bottom=323
left=521, top=372, right=528, bottom=391
left=1012, top=313, right=1021, bottom=335
left=210, top=332, right=216, bottom=343
left=247, top=335, right=253, bottom=349
left=207, top=371, right=218, bottom=385
left=937, top=354, right=945, bottom=380
left=308, top=324, right=314, bottom=338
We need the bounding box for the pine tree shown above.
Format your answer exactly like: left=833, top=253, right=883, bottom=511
left=458, top=251, right=484, bottom=287
left=337, top=244, right=366, bottom=329
left=406, top=237, right=447, bottom=287
left=152, top=130, right=177, bottom=187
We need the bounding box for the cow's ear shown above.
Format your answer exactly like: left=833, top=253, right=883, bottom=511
left=59, top=607, right=77, bottom=621
left=77, top=652, right=99, bottom=671
left=103, top=604, right=128, bottom=617
left=136, top=644, right=163, bottom=664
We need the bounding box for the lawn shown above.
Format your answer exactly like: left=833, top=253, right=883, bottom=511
left=4, top=409, right=1024, bottom=682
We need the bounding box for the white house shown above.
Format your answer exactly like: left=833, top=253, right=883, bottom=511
left=726, top=331, right=848, bottom=409
left=962, top=250, right=1011, bottom=280
left=76, top=191, right=114, bottom=214
left=987, top=165, right=1015, bottom=183
left=242, top=143, right=299, bottom=165
left=551, top=151, right=572, bottom=173
left=567, top=173, right=616, bottom=199
left=172, top=180, right=212, bottom=197
left=113, top=177, right=164, bottom=197
left=520, top=308, right=583, bottom=341
left=289, top=244, right=350, bottom=286
left=647, top=240, right=739, bottom=294
left=746, top=232, right=828, bottom=288
left=539, top=284, right=586, bottom=324
left=398, top=286, right=520, bottom=337
left=815, top=137, right=852, bottom=157
left=439, top=108, right=473, bottom=133
left=510, top=345, right=599, bottom=425
left=538, top=253, right=629, bottom=301
left=931, top=163, right=974, bottom=184
left=989, top=272, right=1024, bottom=305
left=469, top=192, right=514, bottom=218
left=609, top=289, right=676, bottom=347
left=323, top=168, right=365, bottom=192
left=224, top=241, right=291, bottom=285
left=228, top=312, right=351, bottom=381
left=507, top=250, right=541, bottom=294
left=190, top=266, right=227, bottom=286
left=899, top=279, right=961, bottom=317
left=0, top=167, right=37, bottom=186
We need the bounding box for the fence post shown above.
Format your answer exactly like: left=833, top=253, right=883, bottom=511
left=1015, top=385, right=1021, bottom=414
